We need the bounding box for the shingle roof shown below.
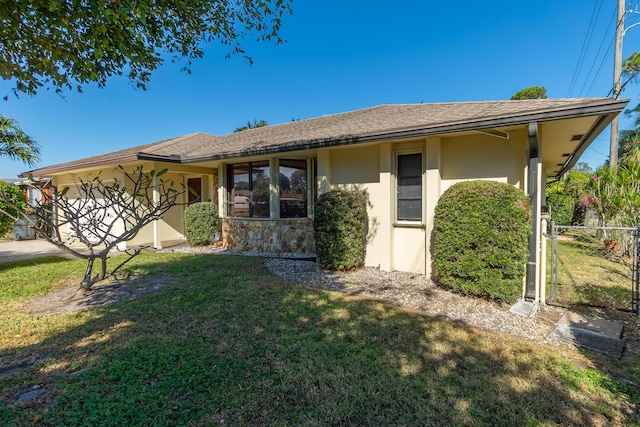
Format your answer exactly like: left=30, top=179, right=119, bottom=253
left=25, top=98, right=627, bottom=176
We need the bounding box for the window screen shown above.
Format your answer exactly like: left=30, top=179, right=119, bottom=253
left=397, top=153, right=422, bottom=221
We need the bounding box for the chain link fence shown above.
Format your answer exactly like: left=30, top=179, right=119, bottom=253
left=549, top=224, right=639, bottom=314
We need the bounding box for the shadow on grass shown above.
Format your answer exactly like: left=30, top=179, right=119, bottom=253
left=0, top=256, right=72, bottom=272
left=0, top=254, right=637, bottom=425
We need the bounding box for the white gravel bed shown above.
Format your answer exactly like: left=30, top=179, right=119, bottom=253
left=263, top=258, right=567, bottom=347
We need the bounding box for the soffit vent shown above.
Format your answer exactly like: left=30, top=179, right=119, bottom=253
left=476, top=128, right=510, bottom=139
left=571, top=134, right=584, bottom=141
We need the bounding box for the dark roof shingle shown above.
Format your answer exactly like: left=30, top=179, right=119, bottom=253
left=25, top=98, right=626, bottom=176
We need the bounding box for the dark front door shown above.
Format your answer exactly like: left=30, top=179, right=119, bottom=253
left=187, top=178, right=202, bottom=205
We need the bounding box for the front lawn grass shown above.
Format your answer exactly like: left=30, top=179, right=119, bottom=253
left=550, top=234, right=633, bottom=311
left=0, top=253, right=638, bottom=425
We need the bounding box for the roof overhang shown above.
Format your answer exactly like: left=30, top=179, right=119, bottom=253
left=182, top=98, right=629, bottom=168
left=22, top=98, right=628, bottom=178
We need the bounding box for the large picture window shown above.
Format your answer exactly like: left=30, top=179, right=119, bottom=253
left=227, top=161, right=270, bottom=217
left=397, top=153, right=422, bottom=221
left=279, top=159, right=307, bottom=218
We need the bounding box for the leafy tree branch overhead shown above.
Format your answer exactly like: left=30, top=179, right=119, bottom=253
left=0, top=0, right=293, bottom=96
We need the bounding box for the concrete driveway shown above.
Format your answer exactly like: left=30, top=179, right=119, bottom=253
left=0, top=239, right=75, bottom=263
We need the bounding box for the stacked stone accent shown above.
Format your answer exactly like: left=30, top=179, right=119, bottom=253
left=221, top=218, right=315, bottom=254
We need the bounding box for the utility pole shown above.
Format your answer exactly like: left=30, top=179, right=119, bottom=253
left=610, top=0, right=625, bottom=169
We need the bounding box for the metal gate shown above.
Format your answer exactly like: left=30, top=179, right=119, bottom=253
left=549, top=224, right=639, bottom=314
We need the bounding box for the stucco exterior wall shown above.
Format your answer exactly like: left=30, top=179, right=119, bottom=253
left=389, top=140, right=429, bottom=274
left=328, top=145, right=384, bottom=268
left=221, top=218, right=314, bottom=253
left=52, top=168, right=128, bottom=248
left=440, top=131, right=526, bottom=192
left=51, top=165, right=219, bottom=249
left=127, top=170, right=185, bottom=247
left=315, top=133, right=529, bottom=276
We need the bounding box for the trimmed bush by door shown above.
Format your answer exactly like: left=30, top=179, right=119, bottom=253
left=184, top=202, right=220, bottom=246
left=433, top=181, right=531, bottom=302
left=314, top=190, right=368, bottom=270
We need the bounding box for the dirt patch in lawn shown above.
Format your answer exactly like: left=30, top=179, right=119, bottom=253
left=29, top=274, right=180, bottom=315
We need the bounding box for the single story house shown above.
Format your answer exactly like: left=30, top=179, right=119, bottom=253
left=24, top=98, right=627, bottom=300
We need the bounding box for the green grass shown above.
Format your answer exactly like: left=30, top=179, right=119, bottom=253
left=0, top=253, right=638, bottom=425
left=549, top=234, right=633, bottom=311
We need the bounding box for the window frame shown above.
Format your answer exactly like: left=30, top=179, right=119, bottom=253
left=278, top=158, right=309, bottom=219
left=395, top=151, right=424, bottom=223
left=225, top=158, right=313, bottom=219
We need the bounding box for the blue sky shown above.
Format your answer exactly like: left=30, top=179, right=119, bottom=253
left=2, top=0, right=640, bottom=179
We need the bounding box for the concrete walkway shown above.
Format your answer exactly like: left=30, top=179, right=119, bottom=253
left=550, top=311, right=626, bottom=358
left=0, top=238, right=76, bottom=263
left=0, top=238, right=186, bottom=263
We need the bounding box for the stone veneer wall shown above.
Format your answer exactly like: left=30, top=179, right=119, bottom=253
left=221, top=218, right=315, bottom=254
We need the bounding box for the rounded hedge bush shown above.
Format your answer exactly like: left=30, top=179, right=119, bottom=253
left=184, top=202, right=219, bottom=246
left=314, top=190, right=368, bottom=270
left=433, top=180, right=531, bottom=302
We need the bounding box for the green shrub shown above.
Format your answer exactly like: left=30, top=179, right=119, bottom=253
left=184, top=202, right=219, bottom=246
left=314, top=190, right=368, bottom=270
left=0, top=181, right=26, bottom=237
left=433, top=181, right=531, bottom=302
left=545, top=193, right=574, bottom=226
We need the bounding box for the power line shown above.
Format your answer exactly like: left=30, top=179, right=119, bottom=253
left=585, top=37, right=614, bottom=96
left=580, top=7, right=616, bottom=97
left=568, top=0, right=604, bottom=97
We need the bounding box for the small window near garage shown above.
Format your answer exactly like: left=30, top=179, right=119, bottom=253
left=397, top=153, right=422, bottom=221
left=279, top=159, right=308, bottom=218
left=227, top=161, right=270, bottom=218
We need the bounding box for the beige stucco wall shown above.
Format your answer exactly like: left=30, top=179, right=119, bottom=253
left=327, top=145, right=386, bottom=268
left=125, top=170, right=185, bottom=248
left=316, top=131, right=530, bottom=276
left=48, top=131, right=530, bottom=275
left=440, top=130, right=527, bottom=192
left=389, top=140, right=429, bottom=274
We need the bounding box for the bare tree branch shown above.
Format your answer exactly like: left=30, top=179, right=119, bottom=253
left=0, top=166, right=186, bottom=291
